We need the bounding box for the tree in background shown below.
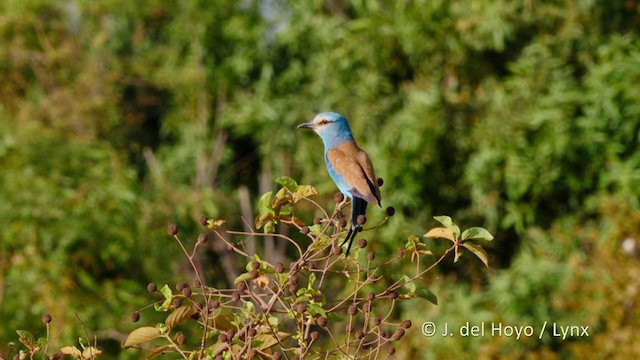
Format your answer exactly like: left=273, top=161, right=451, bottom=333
left=1, top=0, right=639, bottom=358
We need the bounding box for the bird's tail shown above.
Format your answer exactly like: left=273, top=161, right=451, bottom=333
left=340, top=197, right=368, bottom=256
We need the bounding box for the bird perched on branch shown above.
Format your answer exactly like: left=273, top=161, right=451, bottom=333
left=298, top=112, right=381, bottom=255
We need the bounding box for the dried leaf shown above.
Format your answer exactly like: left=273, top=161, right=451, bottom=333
left=147, top=345, right=173, bottom=359
left=166, top=305, right=197, bottom=330
left=293, top=185, right=318, bottom=202
left=253, top=275, right=269, bottom=289
left=60, top=346, right=82, bottom=357
left=82, top=346, right=102, bottom=358
left=123, top=327, right=161, bottom=348
left=423, top=227, right=455, bottom=242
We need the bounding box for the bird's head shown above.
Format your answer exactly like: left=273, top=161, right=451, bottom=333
left=297, top=112, right=353, bottom=145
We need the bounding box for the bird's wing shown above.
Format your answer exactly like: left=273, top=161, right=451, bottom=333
left=327, top=142, right=381, bottom=206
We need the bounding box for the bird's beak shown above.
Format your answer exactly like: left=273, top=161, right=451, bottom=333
left=297, top=122, right=315, bottom=129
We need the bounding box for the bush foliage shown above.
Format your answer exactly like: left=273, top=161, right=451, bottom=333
left=1, top=0, right=639, bottom=358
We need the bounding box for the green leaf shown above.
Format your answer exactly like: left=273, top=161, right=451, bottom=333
left=402, top=275, right=416, bottom=294
left=416, top=289, right=438, bottom=305
left=308, top=273, right=317, bottom=288
left=461, top=227, right=494, bottom=241
left=243, top=300, right=255, bottom=313
left=461, top=242, right=489, bottom=266
left=279, top=204, right=292, bottom=216
left=154, top=284, right=173, bottom=311
left=258, top=191, right=274, bottom=215
left=307, top=303, right=326, bottom=317
left=327, top=312, right=344, bottom=322
left=16, top=330, right=35, bottom=348
left=166, top=305, right=197, bottom=330
left=275, top=176, right=298, bottom=191
left=267, top=316, right=279, bottom=327
left=36, top=337, right=48, bottom=349
left=123, top=327, right=161, bottom=348
left=246, top=255, right=265, bottom=271
left=234, top=272, right=253, bottom=285
left=253, top=332, right=290, bottom=351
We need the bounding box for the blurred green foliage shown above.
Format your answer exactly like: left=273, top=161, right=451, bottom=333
left=1, top=0, right=639, bottom=358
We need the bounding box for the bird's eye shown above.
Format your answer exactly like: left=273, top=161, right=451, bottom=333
left=318, top=119, right=329, bottom=125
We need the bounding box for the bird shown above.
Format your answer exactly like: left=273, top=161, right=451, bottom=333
left=298, top=112, right=381, bottom=255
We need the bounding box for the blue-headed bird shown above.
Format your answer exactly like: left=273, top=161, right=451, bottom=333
left=298, top=112, right=381, bottom=255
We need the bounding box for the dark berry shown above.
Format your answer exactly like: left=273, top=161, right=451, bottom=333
left=177, top=334, right=186, bottom=345
left=388, top=291, right=398, bottom=300
left=218, top=333, right=228, bottom=343
left=348, top=304, right=358, bottom=316
left=313, top=217, right=322, bottom=225
left=197, top=233, right=208, bottom=244
left=193, top=279, right=202, bottom=288
left=167, top=224, right=178, bottom=236
left=147, top=282, right=157, bottom=292
left=275, top=262, right=284, bottom=274
left=208, top=300, right=220, bottom=310
left=377, top=178, right=384, bottom=186
left=386, top=206, right=395, bottom=216
left=130, top=312, right=140, bottom=322
left=358, top=239, right=368, bottom=248
left=317, top=316, right=328, bottom=326
left=249, top=270, right=259, bottom=279
left=367, top=292, right=375, bottom=301
left=388, top=346, right=396, bottom=355
left=402, top=320, right=412, bottom=329
left=301, top=226, right=310, bottom=235
left=357, top=215, right=367, bottom=225
left=297, top=303, right=307, bottom=313
left=333, top=246, right=343, bottom=255
left=338, top=218, right=347, bottom=228
left=355, top=330, right=365, bottom=339
left=334, top=192, right=345, bottom=203
left=374, top=317, right=382, bottom=326
left=393, top=328, right=405, bottom=340
left=310, top=331, right=319, bottom=340
left=251, top=261, right=260, bottom=270
left=247, top=328, right=257, bottom=337
left=181, top=287, right=192, bottom=297
left=42, top=313, right=52, bottom=324
left=199, top=216, right=208, bottom=226
left=176, top=282, right=187, bottom=291
left=172, top=298, right=182, bottom=308
left=368, top=252, right=375, bottom=261
left=236, top=282, right=247, bottom=292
